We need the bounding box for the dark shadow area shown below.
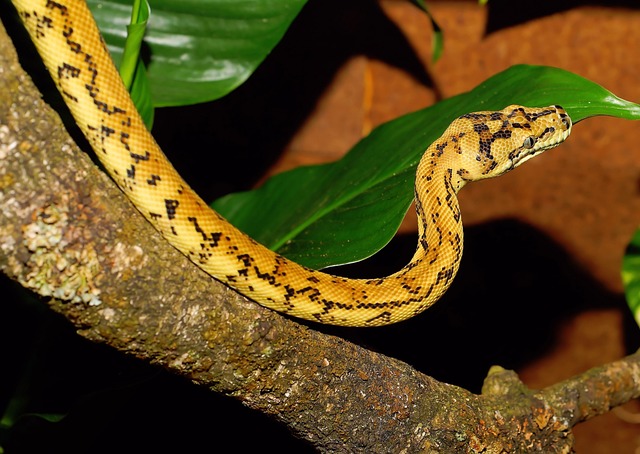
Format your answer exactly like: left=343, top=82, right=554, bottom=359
left=320, top=218, right=640, bottom=392
left=0, top=277, right=314, bottom=454
left=151, top=0, right=433, bottom=200
left=485, top=0, right=640, bottom=35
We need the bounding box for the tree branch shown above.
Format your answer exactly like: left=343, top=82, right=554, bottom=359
left=1, top=17, right=638, bottom=453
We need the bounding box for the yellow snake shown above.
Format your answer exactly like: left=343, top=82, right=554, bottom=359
left=11, top=0, right=572, bottom=326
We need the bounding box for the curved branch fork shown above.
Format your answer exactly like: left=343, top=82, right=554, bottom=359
left=1, top=18, right=638, bottom=453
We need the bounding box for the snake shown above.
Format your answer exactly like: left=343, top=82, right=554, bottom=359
left=11, top=0, right=572, bottom=327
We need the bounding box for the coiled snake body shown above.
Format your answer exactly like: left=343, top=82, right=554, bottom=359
left=12, top=0, right=572, bottom=326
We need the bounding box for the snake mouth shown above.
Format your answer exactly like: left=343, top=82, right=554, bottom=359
left=537, top=128, right=571, bottom=153
left=510, top=151, right=537, bottom=169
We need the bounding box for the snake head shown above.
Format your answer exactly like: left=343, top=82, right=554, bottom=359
left=453, top=105, right=572, bottom=183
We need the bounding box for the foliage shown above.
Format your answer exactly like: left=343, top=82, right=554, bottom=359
left=88, top=0, right=308, bottom=107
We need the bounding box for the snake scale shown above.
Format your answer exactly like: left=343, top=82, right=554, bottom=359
left=11, top=0, right=572, bottom=326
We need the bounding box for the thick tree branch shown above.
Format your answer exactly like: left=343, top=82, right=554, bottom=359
left=1, top=18, right=638, bottom=453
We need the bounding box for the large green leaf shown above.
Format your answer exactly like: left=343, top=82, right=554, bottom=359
left=87, top=0, right=307, bottom=107
left=214, top=65, right=640, bottom=269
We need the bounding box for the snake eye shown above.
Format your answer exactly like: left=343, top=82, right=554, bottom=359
left=562, top=117, right=571, bottom=130
left=523, top=136, right=536, bottom=149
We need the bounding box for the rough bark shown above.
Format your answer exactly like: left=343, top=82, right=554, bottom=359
left=1, top=18, right=639, bottom=453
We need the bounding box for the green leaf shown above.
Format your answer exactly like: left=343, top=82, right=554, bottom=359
left=87, top=0, right=307, bottom=107
left=119, top=0, right=148, bottom=91
left=213, top=65, right=640, bottom=269
left=410, top=0, right=443, bottom=62
left=119, top=0, right=154, bottom=128
left=622, top=230, right=640, bottom=327
left=20, top=413, right=66, bottom=424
